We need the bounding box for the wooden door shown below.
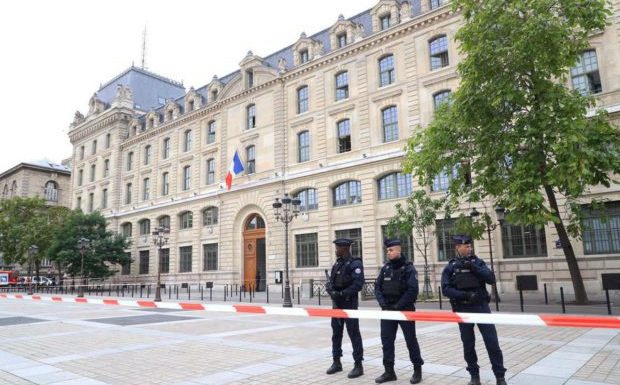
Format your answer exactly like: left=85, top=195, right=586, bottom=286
left=243, top=238, right=256, bottom=290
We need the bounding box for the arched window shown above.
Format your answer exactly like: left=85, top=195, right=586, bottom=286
left=44, top=181, right=58, bottom=202
left=2, top=185, right=8, bottom=198
left=138, top=219, right=151, bottom=235
left=203, top=206, right=219, bottom=226
left=378, top=172, right=412, bottom=200
left=180, top=211, right=193, bottom=229
left=433, top=90, right=452, bottom=110
left=158, top=215, right=171, bottom=230
left=294, top=188, right=318, bottom=211
left=333, top=180, right=362, bottom=206
left=245, top=214, right=265, bottom=230
left=121, top=222, right=132, bottom=237
left=382, top=106, right=399, bottom=142
left=430, top=35, right=449, bottom=70
left=10, top=181, right=17, bottom=197
left=297, top=86, right=309, bottom=114
left=246, top=104, right=256, bottom=129
left=379, top=55, right=395, bottom=86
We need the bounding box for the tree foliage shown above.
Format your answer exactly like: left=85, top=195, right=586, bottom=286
left=404, top=0, right=619, bottom=304
left=48, top=210, right=131, bottom=278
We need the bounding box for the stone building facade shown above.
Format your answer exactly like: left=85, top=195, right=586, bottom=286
left=67, top=0, right=620, bottom=297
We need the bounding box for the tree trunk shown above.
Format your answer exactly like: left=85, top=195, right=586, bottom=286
left=544, top=185, right=589, bottom=304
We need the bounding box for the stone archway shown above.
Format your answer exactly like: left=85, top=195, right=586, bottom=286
left=243, top=214, right=266, bottom=291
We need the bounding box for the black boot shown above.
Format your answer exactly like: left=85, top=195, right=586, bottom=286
left=410, top=365, right=422, bottom=384
left=348, top=361, right=364, bottom=378
left=496, top=377, right=507, bottom=385
left=468, top=375, right=481, bottom=385
left=326, top=358, right=342, bottom=375
left=375, top=364, right=397, bottom=383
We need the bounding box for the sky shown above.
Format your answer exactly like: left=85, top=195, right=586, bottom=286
left=0, top=0, right=374, bottom=172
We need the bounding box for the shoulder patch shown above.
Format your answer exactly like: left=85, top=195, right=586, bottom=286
left=354, top=267, right=362, bottom=274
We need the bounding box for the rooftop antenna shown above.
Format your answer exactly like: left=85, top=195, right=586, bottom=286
left=141, top=25, right=148, bottom=70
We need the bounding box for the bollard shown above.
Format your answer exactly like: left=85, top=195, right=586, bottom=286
left=239, top=286, right=242, bottom=302
left=249, top=286, right=253, bottom=303
left=140, top=285, right=143, bottom=298
left=281, top=283, right=284, bottom=299
left=266, top=284, right=269, bottom=304
left=519, top=289, right=524, bottom=312
left=544, top=283, right=548, bottom=305
left=131, top=285, right=135, bottom=297
left=318, top=288, right=321, bottom=306
left=176, top=285, right=179, bottom=300
left=297, top=287, right=300, bottom=305
left=201, top=285, right=204, bottom=301
left=147, top=285, right=150, bottom=298
left=209, top=286, right=212, bottom=301
left=224, top=286, right=227, bottom=302
left=109, top=284, right=112, bottom=297
left=235, top=284, right=238, bottom=296
left=188, top=285, right=191, bottom=301
left=606, top=289, right=612, bottom=315
left=560, top=287, right=566, bottom=313
left=292, top=283, right=295, bottom=299
left=438, top=286, right=442, bottom=310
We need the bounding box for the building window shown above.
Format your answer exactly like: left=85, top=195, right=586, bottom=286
left=44, top=181, right=58, bottom=202
left=105, top=133, right=111, bottom=148
left=298, top=131, right=310, bottom=163
left=337, top=33, right=347, bottom=48
left=103, top=159, right=110, bottom=177
left=436, top=218, right=457, bottom=261
left=144, top=145, right=152, bottom=165
left=381, top=225, right=414, bottom=261
left=431, top=166, right=458, bottom=192
left=203, top=206, right=218, bottom=226
left=102, top=188, right=108, bottom=209
left=335, top=71, right=349, bottom=101
left=125, top=183, right=132, bottom=204
left=382, top=106, right=399, bottom=142
left=430, top=0, right=443, bottom=9
left=380, top=13, right=391, bottom=30
left=139, top=219, right=150, bottom=236
left=127, top=152, right=134, bottom=171
left=299, top=49, right=309, bottom=64
left=92, top=140, right=97, bottom=155
left=295, top=188, right=318, bottom=211
left=162, top=172, right=169, bottom=196
left=203, top=243, right=218, bottom=271
left=206, top=158, right=215, bottom=185
left=187, top=100, right=195, bottom=112
left=158, top=215, right=171, bottom=229
left=246, top=104, right=256, bottom=129
left=433, top=90, right=451, bottom=110
left=184, top=130, right=192, bottom=152
left=159, top=248, right=170, bottom=274
left=121, top=222, right=132, bottom=237
left=163, top=138, right=171, bottom=159
left=246, top=145, right=256, bottom=174
left=337, top=119, right=351, bottom=153
left=296, top=233, right=318, bottom=267
left=333, top=180, right=362, bottom=206
left=571, top=50, right=602, bottom=95
left=179, top=246, right=192, bottom=273
left=76, top=196, right=82, bottom=210
left=138, top=250, right=149, bottom=275
left=297, top=86, right=309, bottom=114
left=207, top=121, right=216, bottom=144
left=88, top=193, right=94, bottom=212
left=143, top=178, right=150, bottom=200
left=378, top=172, right=412, bottom=200
left=78, top=169, right=83, bottom=186
left=501, top=222, right=548, bottom=258
left=79, top=146, right=85, bottom=160
left=121, top=255, right=131, bottom=275
left=379, top=55, right=395, bottom=87
left=180, top=211, right=193, bottom=229
left=183, top=165, right=191, bottom=190
left=246, top=214, right=265, bottom=230
left=335, top=228, right=362, bottom=258
left=90, top=164, right=96, bottom=182
left=246, top=69, right=254, bottom=88
left=430, top=35, right=449, bottom=70
left=582, top=202, right=620, bottom=254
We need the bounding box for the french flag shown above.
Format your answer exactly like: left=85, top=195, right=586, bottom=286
left=225, top=150, right=244, bottom=190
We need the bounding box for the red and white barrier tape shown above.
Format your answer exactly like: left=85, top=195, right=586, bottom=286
left=1, top=293, right=619, bottom=329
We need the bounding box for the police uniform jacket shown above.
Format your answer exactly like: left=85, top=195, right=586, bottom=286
left=441, top=255, right=495, bottom=304
left=375, top=255, right=419, bottom=311
left=330, top=254, right=364, bottom=301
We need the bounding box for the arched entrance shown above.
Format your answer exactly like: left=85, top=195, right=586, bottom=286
left=243, top=214, right=266, bottom=291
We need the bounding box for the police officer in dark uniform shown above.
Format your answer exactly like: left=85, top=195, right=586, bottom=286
left=441, top=235, right=507, bottom=385
left=374, top=239, right=423, bottom=384
left=325, top=238, right=365, bottom=379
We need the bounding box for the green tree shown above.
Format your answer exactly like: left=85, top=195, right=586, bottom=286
left=48, top=210, right=131, bottom=279
left=386, top=191, right=445, bottom=298
left=404, top=0, right=620, bottom=304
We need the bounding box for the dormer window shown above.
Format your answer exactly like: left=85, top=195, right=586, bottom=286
left=188, top=99, right=195, bottom=112
left=380, top=14, right=391, bottom=30
left=211, top=89, right=218, bottom=101
left=299, top=49, right=309, bottom=64
left=246, top=69, right=254, bottom=88
left=167, top=110, right=173, bottom=121
left=337, top=33, right=347, bottom=48
left=148, top=117, right=154, bottom=129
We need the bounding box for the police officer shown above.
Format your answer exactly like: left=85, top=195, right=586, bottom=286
left=325, top=238, right=365, bottom=378
left=441, top=235, right=507, bottom=385
left=374, top=239, right=423, bottom=384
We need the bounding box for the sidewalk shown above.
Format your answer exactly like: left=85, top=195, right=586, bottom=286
left=0, top=296, right=619, bottom=385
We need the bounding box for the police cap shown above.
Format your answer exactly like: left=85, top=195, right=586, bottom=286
left=453, top=234, right=473, bottom=245
left=384, top=239, right=401, bottom=248
left=333, top=238, right=353, bottom=246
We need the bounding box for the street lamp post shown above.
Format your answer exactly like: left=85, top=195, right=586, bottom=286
left=151, top=226, right=169, bottom=302
left=77, top=238, right=90, bottom=298
left=272, top=193, right=301, bottom=308
left=27, top=245, right=38, bottom=296
left=470, top=207, right=505, bottom=311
